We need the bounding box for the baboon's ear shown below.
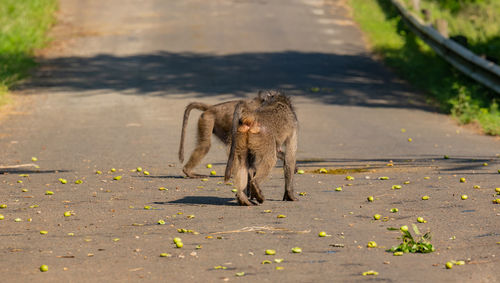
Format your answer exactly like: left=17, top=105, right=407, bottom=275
left=257, top=90, right=265, bottom=100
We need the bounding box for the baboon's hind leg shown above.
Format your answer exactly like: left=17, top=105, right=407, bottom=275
left=182, top=113, right=215, bottom=178
left=283, top=132, right=298, bottom=201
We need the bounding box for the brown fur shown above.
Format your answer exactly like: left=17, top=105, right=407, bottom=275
left=224, top=90, right=298, bottom=206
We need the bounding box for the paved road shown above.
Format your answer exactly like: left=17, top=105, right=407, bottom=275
left=1, top=0, right=499, bottom=282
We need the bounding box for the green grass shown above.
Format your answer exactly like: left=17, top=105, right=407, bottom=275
left=0, top=0, right=58, bottom=106
left=349, top=0, right=500, bottom=135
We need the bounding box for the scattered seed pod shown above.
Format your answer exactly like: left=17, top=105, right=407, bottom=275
left=201, top=178, right=209, bottom=182
left=299, top=192, right=307, bottom=196
left=319, top=168, right=328, bottom=173
left=367, top=241, right=377, bottom=248
left=265, top=249, right=276, bottom=255
left=422, top=195, right=429, bottom=200
left=22, top=189, right=28, bottom=192
left=473, top=185, right=480, bottom=189
left=160, top=253, right=171, bottom=257
left=460, top=178, right=466, bottom=183
left=40, top=230, right=48, bottom=235
left=392, top=185, right=402, bottom=190
left=400, top=225, right=409, bottom=232
left=445, top=262, right=453, bottom=269
left=407, top=138, right=412, bottom=142
left=235, top=272, right=245, bottom=277
left=379, top=176, right=389, bottom=180
left=335, top=187, right=342, bottom=191
left=113, top=176, right=122, bottom=180
left=157, top=220, right=166, bottom=225
left=297, top=169, right=305, bottom=174
left=136, top=167, right=143, bottom=172
left=492, top=199, right=500, bottom=204
left=461, top=195, right=468, bottom=200
left=210, top=170, right=216, bottom=176
left=495, top=188, right=500, bottom=193
left=14, top=218, right=22, bottom=222
left=113, top=238, right=120, bottom=242
left=110, top=168, right=116, bottom=172
left=393, top=251, right=403, bottom=256
left=274, top=258, right=284, bottom=263
left=0, top=204, right=6, bottom=209
left=206, top=164, right=213, bottom=168
left=144, top=206, right=152, bottom=210
left=59, top=178, right=67, bottom=184
left=275, top=266, right=284, bottom=270
left=417, top=217, right=426, bottom=223
left=455, top=260, right=465, bottom=265
left=64, top=211, right=72, bottom=217
left=277, top=214, right=286, bottom=218
left=45, top=191, right=54, bottom=195
left=0, top=215, right=4, bottom=220
left=75, top=180, right=83, bottom=184
left=291, top=247, right=302, bottom=253
left=443, top=155, right=449, bottom=159
left=173, top=237, right=182, bottom=243
left=96, top=170, right=102, bottom=174
left=318, top=231, right=327, bottom=237
left=175, top=241, right=183, bottom=248
left=39, top=265, right=48, bottom=272
left=362, top=270, right=378, bottom=276
left=32, top=157, right=38, bottom=162
left=373, top=214, right=381, bottom=220
left=143, top=171, right=150, bottom=176
left=390, top=208, right=398, bottom=213
left=231, top=189, right=237, bottom=193
left=367, top=196, right=374, bottom=202
left=158, top=187, right=167, bottom=191
left=403, top=181, right=410, bottom=184
left=262, top=260, right=272, bottom=264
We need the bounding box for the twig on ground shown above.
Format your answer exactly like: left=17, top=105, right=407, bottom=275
left=210, top=226, right=310, bottom=235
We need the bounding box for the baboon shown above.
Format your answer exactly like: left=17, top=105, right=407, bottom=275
left=224, top=90, right=298, bottom=206
left=178, top=92, right=277, bottom=178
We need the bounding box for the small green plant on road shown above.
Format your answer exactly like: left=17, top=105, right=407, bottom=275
left=387, top=224, right=435, bottom=254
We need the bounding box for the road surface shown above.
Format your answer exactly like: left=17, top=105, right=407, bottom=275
left=0, top=0, right=498, bottom=282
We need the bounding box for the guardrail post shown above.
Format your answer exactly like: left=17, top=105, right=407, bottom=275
left=435, top=19, right=448, bottom=38
left=411, top=0, right=420, bottom=12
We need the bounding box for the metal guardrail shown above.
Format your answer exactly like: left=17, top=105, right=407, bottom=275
left=391, top=0, right=500, bottom=94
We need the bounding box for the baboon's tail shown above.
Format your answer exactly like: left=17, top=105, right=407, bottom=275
left=178, top=102, right=211, bottom=163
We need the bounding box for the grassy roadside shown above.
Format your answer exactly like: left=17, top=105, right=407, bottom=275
left=0, top=0, right=58, bottom=107
left=348, top=0, right=500, bottom=135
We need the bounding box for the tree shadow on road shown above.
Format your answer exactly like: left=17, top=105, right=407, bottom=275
left=21, top=51, right=433, bottom=111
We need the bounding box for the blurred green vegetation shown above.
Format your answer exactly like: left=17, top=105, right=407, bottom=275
left=349, top=0, right=499, bottom=135
left=0, top=0, right=58, bottom=106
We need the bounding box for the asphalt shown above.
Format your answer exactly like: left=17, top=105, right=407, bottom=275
left=0, top=0, right=499, bottom=282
